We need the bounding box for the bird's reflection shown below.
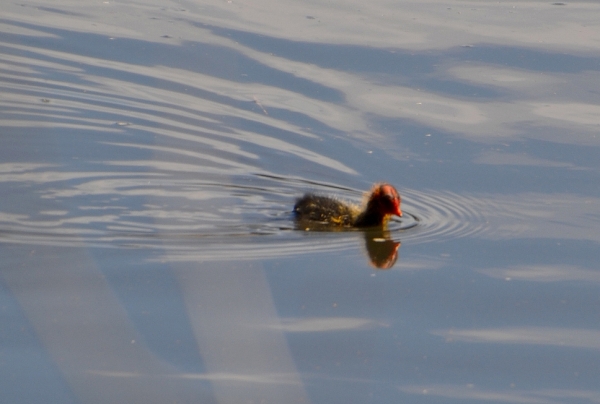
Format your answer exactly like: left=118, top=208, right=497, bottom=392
left=361, top=228, right=400, bottom=269
left=294, top=221, right=401, bottom=269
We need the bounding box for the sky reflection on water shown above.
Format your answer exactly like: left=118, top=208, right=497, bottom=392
left=1, top=1, right=600, bottom=403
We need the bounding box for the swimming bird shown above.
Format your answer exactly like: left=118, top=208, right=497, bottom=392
left=294, top=183, right=402, bottom=228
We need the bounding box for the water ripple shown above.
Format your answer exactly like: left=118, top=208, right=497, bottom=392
left=0, top=164, right=497, bottom=257
left=399, top=189, right=492, bottom=244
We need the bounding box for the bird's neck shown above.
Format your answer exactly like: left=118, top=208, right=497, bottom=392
left=353, top=203, right=387, bottom=227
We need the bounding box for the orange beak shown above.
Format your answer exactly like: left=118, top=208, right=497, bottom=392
left=395, top=204, right=402, bottom=217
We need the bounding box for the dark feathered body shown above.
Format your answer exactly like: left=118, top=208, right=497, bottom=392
left=293, top=195, right=357, bottom=226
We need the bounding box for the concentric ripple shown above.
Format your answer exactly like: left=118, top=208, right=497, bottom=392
left=0, top=168, right=496, bottom=258
left=398, top=189, right=494, bottom=244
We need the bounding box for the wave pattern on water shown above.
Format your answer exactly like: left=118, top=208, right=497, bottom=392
left=4, top=17, right=596, bottom=261
left=399, top=189, right=493, bottom=244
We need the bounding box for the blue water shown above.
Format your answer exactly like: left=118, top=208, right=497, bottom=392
left=1, top=1, right=600, bottom=403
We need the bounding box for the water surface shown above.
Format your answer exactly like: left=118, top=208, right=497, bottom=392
left=1, top=1, right=600, bottom=403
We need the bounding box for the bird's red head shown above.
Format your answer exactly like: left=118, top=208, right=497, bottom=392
left=372, top=183, right=402, bottom=217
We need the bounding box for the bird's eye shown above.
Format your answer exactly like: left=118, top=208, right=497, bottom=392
left=384, top=193, right=397, bottom=202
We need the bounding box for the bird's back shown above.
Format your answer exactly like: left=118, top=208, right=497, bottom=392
left=293, top=194, right=356, bottom=226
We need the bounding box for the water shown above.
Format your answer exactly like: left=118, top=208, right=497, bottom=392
left=2, top=1, right=600, bottom=403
